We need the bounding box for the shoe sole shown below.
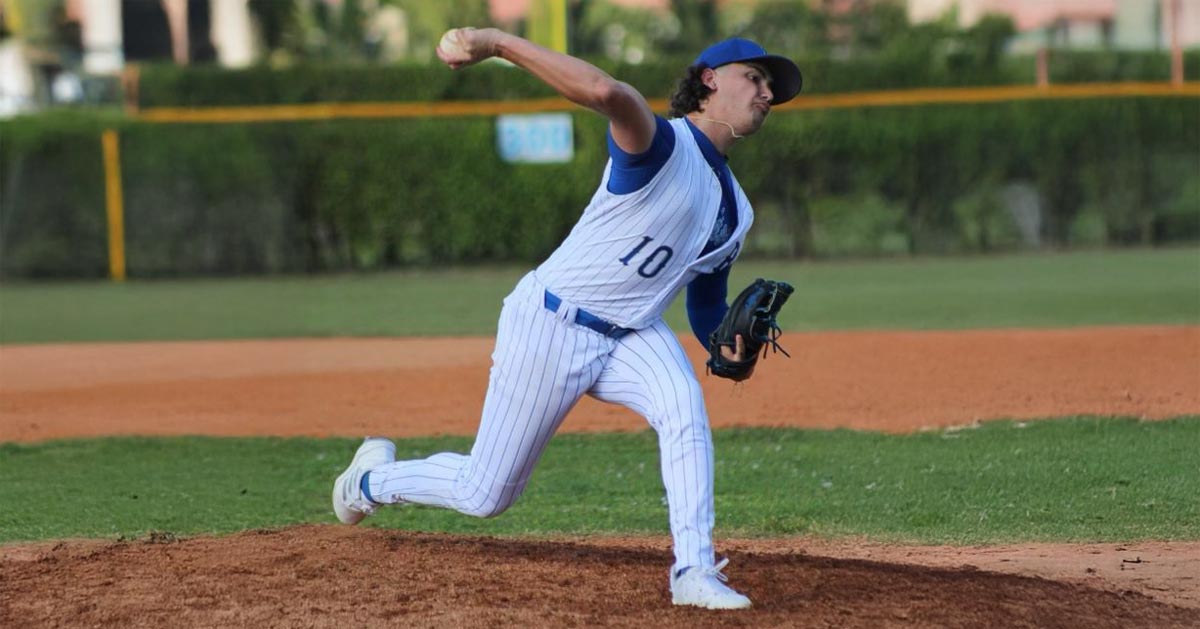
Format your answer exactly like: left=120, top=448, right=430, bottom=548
left=672, top=598, right=752, bottom=610
left=331, top=469, right=365, bottom=525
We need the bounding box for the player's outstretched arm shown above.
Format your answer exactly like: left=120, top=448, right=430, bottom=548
left=436, top=27, right=657, bottom=154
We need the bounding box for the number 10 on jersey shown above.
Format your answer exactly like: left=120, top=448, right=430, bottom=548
left=619, top=236, right=675, bottom=278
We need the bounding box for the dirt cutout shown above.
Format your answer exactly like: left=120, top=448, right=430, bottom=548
left=1, top=326, right=1199, bottom=627
left=1, top=527, right=1197, bottom=628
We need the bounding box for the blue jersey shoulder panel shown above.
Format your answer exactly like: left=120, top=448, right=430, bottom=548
left=606, top=116, right=677, bottom=195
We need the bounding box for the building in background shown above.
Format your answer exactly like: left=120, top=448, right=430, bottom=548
left=908, top=0, right=1200, bottom=51
left=78, top=0, right=253, bottom=72
left=3, top=0, right=1197, bottom=119
left=490, top=0, right=667, bottom=22
left=0, top=0, right=264, bottom=116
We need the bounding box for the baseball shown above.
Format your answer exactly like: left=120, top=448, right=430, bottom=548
left=438, top=29, right=467, bottom=58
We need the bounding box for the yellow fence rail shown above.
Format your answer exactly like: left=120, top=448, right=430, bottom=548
left=132, top=82, right=1200, bottom=124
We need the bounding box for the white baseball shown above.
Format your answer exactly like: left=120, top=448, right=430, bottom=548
left=438, top=29, right=467, bottom=58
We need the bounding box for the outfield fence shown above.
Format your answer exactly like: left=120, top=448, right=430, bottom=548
left=1, top=82, right=1197, bottom=279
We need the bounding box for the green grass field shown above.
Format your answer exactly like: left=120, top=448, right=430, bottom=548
left=2, top=418, right=1197, bottom=545
left=1, top=249, right=1197, bottom=546
left=1, top=248, right=1197, bottom=343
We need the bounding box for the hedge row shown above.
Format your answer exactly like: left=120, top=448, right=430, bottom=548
left=1, top=96, right=1197, bottom=278
left=133, top=50, right=1200, bottom=107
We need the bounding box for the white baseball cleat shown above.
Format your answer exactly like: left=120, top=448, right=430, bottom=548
left=332, top=437, right=396, bottom=525
left=670, top=558, right=752, bottom=610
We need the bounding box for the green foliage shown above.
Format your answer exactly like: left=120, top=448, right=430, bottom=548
left=960, top=14, right=1018, bottom=68
left=371, top=0, right=494, bottom=64
left=838, top=0, right=913, bottom=55
left=1068, top=210, right=1108, bottom=246
left=1050, top=49, right=1200, bottom=83
left=244, top=0, right=493, bottom=64
left=0, top=112, right=119, bottom=278
left=738, top=98, right=1199, bottom=254
left=1, top=418, right=1197, bottom=544
left=117, top=122, right=305, bottom=276
left=246, top=0, right=298, bottom=54
left=1158, top=175, right=1200, bottom=243
left=570, top=0, right=682, bottom=62
left=132, top=49, right=1199, bottom=107
left=1067, top=102, right=1200, bottom=245
left=951, top=181, right=1024, bottom=252
left=2, top=96, right=1196, bottom=278
left=722, top=0, right=827, bottom=58
left=665, top=0, right=719, bottom=55
left=222, top=0, right=1200, bottom=86
left=807, top=193, right=909, bottom=257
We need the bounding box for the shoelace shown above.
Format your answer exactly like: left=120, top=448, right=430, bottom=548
left=706, top=557, right=732, bottom=583
left=343, top=481, right=377, bottom=514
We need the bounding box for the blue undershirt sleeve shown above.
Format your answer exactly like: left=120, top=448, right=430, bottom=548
left=606, top=116, right=676, bottom=194
left=686, top=266, right=732, bottom=347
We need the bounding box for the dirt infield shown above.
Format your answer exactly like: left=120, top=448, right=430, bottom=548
left=2, top=325, right=1197, bottom=441
left=2, top=527, right=1197, bottom=628
left=1, top=325, right=1198, bottom=627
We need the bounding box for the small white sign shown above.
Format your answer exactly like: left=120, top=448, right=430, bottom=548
left=496, top=113, right=574, bottom=163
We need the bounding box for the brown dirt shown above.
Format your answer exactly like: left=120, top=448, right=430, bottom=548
left=1, top=527, right=1197, bottom=628
left=1, top=325, right=1198, bottom=627
left=1, top=326, right=1196, bottom=441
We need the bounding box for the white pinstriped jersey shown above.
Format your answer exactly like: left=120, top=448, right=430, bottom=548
left=534, top=117, right=753, bottom=330
left=368, top=118, right=746, bottom=576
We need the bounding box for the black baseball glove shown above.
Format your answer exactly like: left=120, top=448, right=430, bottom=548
left=706, top=278, right=794, bottom=381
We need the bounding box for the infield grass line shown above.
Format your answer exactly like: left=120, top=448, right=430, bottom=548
left=1, top=248, right=1197, bottom=343
left=1, top=417, right=1196, bottom=545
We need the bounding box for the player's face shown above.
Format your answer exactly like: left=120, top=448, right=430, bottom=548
left=707, top=63, right=774, bottom=136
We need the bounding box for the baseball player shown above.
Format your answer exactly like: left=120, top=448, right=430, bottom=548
left=333, top=28, right=802, bottom=610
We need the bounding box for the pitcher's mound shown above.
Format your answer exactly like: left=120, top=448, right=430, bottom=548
left=1, top=525, right=1194, bottom=628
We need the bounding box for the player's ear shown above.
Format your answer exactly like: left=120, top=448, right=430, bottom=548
left=701, top=67, right=719, bottom=92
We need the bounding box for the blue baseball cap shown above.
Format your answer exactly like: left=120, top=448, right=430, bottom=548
left=694, top=38, right=803, bottom=105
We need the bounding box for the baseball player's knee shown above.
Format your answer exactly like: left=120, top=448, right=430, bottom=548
left=458, top=495, right=516, bottom=519
left=461, top=501, right=509, bottom=519
left=653, top=380, right=708, bottom=430
left=455, top=480, right=524, bottom=518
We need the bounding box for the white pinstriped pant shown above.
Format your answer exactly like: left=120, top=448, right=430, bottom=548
left=369, top=272, right=716, bottom=572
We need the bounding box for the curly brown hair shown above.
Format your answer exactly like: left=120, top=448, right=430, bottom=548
left=668, top=65, right=713, bottom=118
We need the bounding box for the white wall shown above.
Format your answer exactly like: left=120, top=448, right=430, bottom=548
left=908, top=0, right=957, bottom=23
left=211, top=0, right=256, bottom=68
left=81, top=0, right=122, bottom=74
